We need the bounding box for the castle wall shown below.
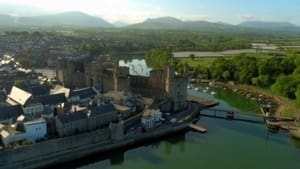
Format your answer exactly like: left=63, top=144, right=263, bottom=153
left=130, top=75, right=149, bottom=89
left=0, top=129, right=110, bottom=167
left=116, top=78, right=130, bottom=92
left=149, top=70, right=165, bottom=91
left=102, top=73, right=115, bottom=92
left=56, top=60, right=86, bottom=88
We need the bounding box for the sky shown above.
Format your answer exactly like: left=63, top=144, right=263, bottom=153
left=0, top=0, right=299, bottom=25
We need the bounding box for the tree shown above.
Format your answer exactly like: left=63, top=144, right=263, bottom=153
left=222, top=70, right=231, bottom=81
left=296, top=86, right=300, bottom=106
left=280, top=58, right=296, bottom=75
left=14, top=80, right=25, bottom=87
left=271, top=75, right=296, bottom=99
left=232, top=56, right=258, bottom=84
left=146, top=48, right=172, bottom=69
left=251, top=77, right=259, bottom=87
left=189, top=54, right=196, bottom=60
left=210, top=57, right=234, bottom=81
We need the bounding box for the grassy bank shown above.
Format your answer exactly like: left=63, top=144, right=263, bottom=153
left=234, top=84, right=299, bottom=117
left=180, top=53, right=300, bottom=117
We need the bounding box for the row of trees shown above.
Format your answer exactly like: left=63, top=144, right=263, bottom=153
left=205, top=51, right=300, bottom=105
left=145, top=48, right=172, bottom=69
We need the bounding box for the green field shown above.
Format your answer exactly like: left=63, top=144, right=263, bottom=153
left=177, top=52, right=275, bottom=69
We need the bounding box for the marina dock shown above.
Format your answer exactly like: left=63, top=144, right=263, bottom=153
left=188, top=123, right=207, bottom=133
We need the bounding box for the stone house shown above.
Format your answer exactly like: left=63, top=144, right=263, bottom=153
left=54, top=111, right=88, bottom=137
left=88, top=104, right=118, bottom=130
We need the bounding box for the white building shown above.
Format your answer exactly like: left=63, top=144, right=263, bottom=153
left=23, top=119, right=47, bottom=142
left=141, top=109, right=162, bottom=130
left=0, top=118, right=47, bottom=147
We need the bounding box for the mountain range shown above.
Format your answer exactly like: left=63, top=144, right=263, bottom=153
left=0, top=11, right=299, bottom=32
left=0, top=11, right=113, bottom=28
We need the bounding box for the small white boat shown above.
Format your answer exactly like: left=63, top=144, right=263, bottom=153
left=210, top=91, right=216, bottom=95
left=203, top=89, right=208, bottom=93
left=195, top=87, right=199, bottom=91
left=187, top=85, right=191, bottom=89
left=206, top=87, right=210, bottom=90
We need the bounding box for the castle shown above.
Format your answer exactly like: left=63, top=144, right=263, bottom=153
left=56, top=56, right=188, bottom=112
left=56, top=56, right=130, bottom=92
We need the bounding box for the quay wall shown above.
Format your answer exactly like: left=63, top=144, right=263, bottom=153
left=0, top=129, right=110, bottom=168
left=0, top=123, right=189, bottom=169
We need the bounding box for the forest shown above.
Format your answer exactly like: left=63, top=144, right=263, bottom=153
left=146, top=48, right=300, bottom=107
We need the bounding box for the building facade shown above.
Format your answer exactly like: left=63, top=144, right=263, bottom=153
left=88, top=104, right=119, bottom=130
left=54, top=111, right=88, bottom=137
left=0, top=118, right=47, bottom=147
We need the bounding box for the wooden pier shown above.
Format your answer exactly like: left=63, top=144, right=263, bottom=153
left=188, top=123, right=207, bottom=133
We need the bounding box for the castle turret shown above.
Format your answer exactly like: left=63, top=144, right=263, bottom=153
left=164, top=64, right=188, bottom=112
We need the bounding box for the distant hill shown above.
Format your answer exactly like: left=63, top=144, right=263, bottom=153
left=144, top=17, right=183, bottom=25
left=1, top=12, right=300, bottom=33
left=113, top=21, right=130, bottom=27
left=0, top=14, right=15, bottom=25
left=127, top=16, right=235, bottom=31
left=0, top=12, right=113, bottom=28
left=239, top=21, right=300, bottom=31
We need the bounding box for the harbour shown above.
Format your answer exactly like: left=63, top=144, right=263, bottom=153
left=54, top=89, right=300, bottom=169
left=55, top=92, right=300, bottom=169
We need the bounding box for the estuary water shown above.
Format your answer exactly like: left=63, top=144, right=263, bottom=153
left=55, top=89, right=300, bottom=169
left=54, top=59, right=300, bottom=169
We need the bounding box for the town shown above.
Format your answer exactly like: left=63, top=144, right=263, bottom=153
left=1, top=1, right=300, bottom=169
left=0, top=52, right=210, bottom=169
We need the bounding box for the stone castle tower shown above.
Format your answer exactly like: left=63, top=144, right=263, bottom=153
left=56, top=56, right=130, bottom=92
left=56, top=58, right=86, bottom=88
left=165, top=64, right=188, bottom=112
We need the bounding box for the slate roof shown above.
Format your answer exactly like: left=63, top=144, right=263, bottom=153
left=38, top=93, right=66, bottom=106
left=0, top=105, right=23, bottom=121
left=17, top=84, right=50, bottom=97
left=90, top=104, right=117, bottom=116
left=51, top=86, right=71, bottom=98
left=56, top=111, right=87, bottom=124
left=71, top=87, right=97, bottom=99
left=30, top=85, right=51, bottom=97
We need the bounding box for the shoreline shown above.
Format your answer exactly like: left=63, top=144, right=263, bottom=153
left=0, top=101, right=208, bottom=169
left=0, top=122, right=190, bottom=169
left=224, top=83, right=299, bottom=117
left=198, top=80, right=298, bottom=118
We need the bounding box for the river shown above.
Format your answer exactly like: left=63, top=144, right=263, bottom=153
left=53, top=59, right=300, bottom=169
left=55, top=89, right=300, bottom=169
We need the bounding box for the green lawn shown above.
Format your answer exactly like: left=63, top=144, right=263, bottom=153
left=178, top=57, right=217, bottom=68
left=178, top=52, right=274, bottom=69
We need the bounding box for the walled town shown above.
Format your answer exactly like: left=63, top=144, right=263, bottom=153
left=0, top=54, right=192, bottom=150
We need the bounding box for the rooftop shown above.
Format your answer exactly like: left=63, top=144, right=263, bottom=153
left=113, top=104, right=130, bottom=112
left=0, top=105, right=23, bottom=121
left=56, top=111, right=87, bottom=124
left=51, top=85, right=71, bottom=98
left=71, top=87, right=97, bottom=99
left=37, top=93, right=66, bottom=105
left=143, top=109, right=159, bottom=117
left=24, top=118, right=46, bottom=126
left=90, top=104, right=117, bottom=116
left=8, top=86, right=32, bottom=106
